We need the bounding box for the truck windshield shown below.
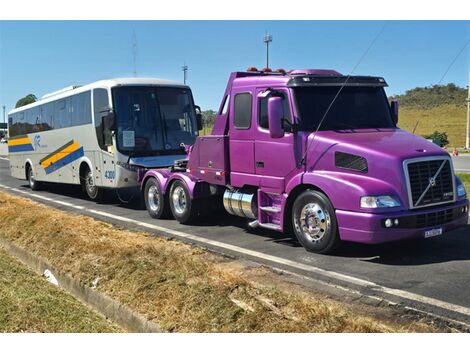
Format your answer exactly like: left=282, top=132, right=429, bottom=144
left=112, top=86, right=197, bottom=156
left=293, top=86, right=394, bottom=131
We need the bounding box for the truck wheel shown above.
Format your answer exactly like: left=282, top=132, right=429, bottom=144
left=169, top=180, right=199, bottom=224
left=27, top=164, right=41, bottom=191
left=144, top=177, right=170, bottom=219
left=292, top=190, right=341, bottom=254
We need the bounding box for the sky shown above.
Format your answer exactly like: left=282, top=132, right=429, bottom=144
left=0, top=21, right=469, bottom=116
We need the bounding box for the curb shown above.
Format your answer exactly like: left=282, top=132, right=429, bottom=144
left=0, top=237, right=163, bottom=333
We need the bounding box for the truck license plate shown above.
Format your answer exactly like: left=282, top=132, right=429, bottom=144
left=424, top=228, right=443, bottom=238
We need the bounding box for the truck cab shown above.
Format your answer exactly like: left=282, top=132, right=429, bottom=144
left=140, top=68, right=468, bottom=254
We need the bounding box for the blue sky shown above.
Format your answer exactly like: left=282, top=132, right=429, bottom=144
left=0, top=21, right=469, bottom=114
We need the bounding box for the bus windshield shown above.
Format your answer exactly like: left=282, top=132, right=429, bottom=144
left=112, top=86, right=197, bottom=156
left=293, top=86, right=394, bottom=131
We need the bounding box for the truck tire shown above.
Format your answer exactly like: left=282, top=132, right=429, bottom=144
left=26, top=164, right=41, bottom=191
left=169, top=180, right=199, bottom=224
left=144, top=177, right=170, bottom=219
left=292, top=189, right=341, bottom=254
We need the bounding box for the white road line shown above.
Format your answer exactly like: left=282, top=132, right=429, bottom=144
left=1, top=183, right=470, bottom=319
left=455, top=169, right=470, bottom=173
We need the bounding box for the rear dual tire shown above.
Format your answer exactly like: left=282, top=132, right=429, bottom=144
left=144, top=177, right=170, bottom=219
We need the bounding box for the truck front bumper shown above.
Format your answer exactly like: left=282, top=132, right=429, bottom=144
left=336, top=199, right=469, bottom=244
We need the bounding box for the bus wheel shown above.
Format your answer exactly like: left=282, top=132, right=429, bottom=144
left=82, top=167, right=102, bottom=201
left=144, top=177, right=170, bottom=219
left=291, top=189, right=341, bottom=254
left=169, top=180, right=199, bottom=224
left=27, top=164, right=41, bottom=191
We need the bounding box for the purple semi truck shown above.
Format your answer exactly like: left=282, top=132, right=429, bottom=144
left=138, top=68, right=468, bottom=253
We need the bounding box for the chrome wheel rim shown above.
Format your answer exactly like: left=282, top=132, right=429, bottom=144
left=86, top=171, right=98, bottom=198
left=29, top=168, right=35, bottom=188
left=297, top=203, right=330, bottom=243
left=147, top=185, right=161, bottom=212
left=171, top=185, right=187, bottom=215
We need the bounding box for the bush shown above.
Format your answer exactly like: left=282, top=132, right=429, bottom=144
left=423, top=131, right=449, bottom=147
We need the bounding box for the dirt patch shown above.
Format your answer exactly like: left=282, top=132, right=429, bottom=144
left=0, top=191, right=439, bottom=332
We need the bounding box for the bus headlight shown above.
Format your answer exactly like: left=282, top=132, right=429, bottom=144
left=116, top=161, right=139, bottom=172
left=360, top=195, right=401, bottom=208
left=457, top=184, right=467, bottom=198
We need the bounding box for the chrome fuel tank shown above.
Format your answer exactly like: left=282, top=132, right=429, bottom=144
left=223, top=189, right=257, bottom=219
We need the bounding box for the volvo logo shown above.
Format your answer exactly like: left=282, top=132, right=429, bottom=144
left=428, top=176, right=437, bottom=187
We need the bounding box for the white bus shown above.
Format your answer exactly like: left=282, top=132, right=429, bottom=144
left=8, top=78, right=200, bottom=200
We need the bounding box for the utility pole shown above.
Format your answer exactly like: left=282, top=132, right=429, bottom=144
left=2, top=105, right=5, bottom=124
left=132, top=30, right=138, bottom=77
left=182, top=64, right=188, bottom=85
left=263, top=33, right=272, bottom=69
left=466, top=70, right=470, bottom=150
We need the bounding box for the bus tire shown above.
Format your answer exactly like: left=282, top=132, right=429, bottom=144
left=144, top=177, right=170, bottom=219
left=169, top=180, right=199, bottom=224
left=81, top=165, right=103, bottom=201
left=26, top=163, right=41, bottom=191
left=291, top=189, right=341, bottom=254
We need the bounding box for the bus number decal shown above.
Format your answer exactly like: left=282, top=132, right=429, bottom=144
left=104, top=171, right=115, bottom=180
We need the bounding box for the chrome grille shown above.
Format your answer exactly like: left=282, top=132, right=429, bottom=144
left=404, top=157, right=455, bottom=209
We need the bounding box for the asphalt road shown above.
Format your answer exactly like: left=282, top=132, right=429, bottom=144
left=452, top=155, right=470, bottom=173
left=1, top=157, right=469, bottom=327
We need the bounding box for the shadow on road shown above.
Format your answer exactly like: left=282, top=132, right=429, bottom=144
left=21, top=181, right=470, bottom=266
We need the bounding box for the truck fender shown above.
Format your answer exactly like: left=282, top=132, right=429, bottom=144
left=140, top=169, right=172, bottom=193
left=166, top=172, right=201, bottom=199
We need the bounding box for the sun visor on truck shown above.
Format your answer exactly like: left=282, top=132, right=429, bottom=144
left=287, top=75, right=388, bottom=87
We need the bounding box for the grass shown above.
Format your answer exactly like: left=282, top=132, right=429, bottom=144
left=0, top=191, right=438, bottom=332
left=398, top=104, right=467, bottom=147
left=0, top=247, right=121, bottom=332
left=457, top=173, right=470, bottom=193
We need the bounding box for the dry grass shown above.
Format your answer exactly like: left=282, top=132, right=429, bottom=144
left=0, top=191, right=437, bottom=332
left=398, top=104, right=467, bottom=147
left=457, top=173, right=470, bottom=193
left=0, top=247, right=121, bottom=332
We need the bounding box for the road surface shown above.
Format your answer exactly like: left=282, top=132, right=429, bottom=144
left=452, top=155, right=470, bottom=173
left=0, top=157, right=469, bottom=327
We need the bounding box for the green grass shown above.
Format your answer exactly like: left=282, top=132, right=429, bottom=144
left=0, top=248, right=121, bottom=332
left=457, top=173, right=470, bottom=194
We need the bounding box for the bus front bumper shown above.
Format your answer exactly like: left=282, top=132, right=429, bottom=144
left=336, top=199, right=469, bottom=244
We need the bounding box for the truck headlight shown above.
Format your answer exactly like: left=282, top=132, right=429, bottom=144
left=457, top=184, right=467, bottom=198
left=360, top=195, right=401, bottom=208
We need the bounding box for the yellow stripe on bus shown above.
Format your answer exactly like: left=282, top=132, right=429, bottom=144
left=8, top=137, right=31, bottom=146
left=40, top=142, right=80, bottom=168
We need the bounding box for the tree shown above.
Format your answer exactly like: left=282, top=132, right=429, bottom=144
left=15, top=94, right=38, bottom=108
left=423, top=131, right=449, bottom=147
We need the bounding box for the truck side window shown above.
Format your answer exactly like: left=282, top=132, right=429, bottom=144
left=258, top=93, right=291, bottom=130
left=233, top=93, right=252, bottom=130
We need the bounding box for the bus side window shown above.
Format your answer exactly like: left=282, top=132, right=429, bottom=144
left=93, top=88, right=111, bottom=151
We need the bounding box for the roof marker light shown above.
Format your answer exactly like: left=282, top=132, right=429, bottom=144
left=275, top=68, right=286, bottom=74
left=247, top=67, right=258, bottom=72
left=262, top=67, right=272, bottom=72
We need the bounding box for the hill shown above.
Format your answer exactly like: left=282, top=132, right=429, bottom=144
left=391, top=83, right=468, bottom=147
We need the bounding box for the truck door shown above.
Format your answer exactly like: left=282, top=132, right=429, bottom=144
left=229, top=89, right=256, bottom=187
left=254, top=88, right=298, bottom=192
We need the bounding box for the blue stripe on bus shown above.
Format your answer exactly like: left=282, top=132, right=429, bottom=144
left=8, top=144, right=34, bottom=153
left=44, top=147, right=84, bottom=175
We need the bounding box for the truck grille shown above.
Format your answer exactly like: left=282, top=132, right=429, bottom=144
left=405, top=158, right=454, bottom=209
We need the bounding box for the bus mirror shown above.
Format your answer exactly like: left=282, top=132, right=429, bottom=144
left=103, top=112, right=116, bottom=131
left=196, top=113, right=203, bottom=131
left=390, top=100, right=399, bottom=125
left=268, top=96, right=284, bottom=139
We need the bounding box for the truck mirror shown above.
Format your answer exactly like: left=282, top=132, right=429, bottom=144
left=103, top=111, right=116, bottom=131
left=390, top=100, right=399, bottom=125
left=268, top=96, right=284, bottom=138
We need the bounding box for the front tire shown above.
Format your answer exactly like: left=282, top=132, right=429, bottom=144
left=292, top=190, right=341, bottom=254
left=27, top=164, right=41, bottom=191
left=169, top=180, right=199, bottom=224
left=144, top=177, right=170, bottom=219
left=82, top=167, right=103, bottom=201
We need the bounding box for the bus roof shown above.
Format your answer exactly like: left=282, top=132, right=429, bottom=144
left=9, top=77, right=188, bottom=115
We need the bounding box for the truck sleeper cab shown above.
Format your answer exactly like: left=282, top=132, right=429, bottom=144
left=140, top=68, right=468, bottom=254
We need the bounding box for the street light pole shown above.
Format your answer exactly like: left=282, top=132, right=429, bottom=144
left=182, top=64, right=188, bottom=85
left=263, top=34, right=272, bottom=69
left=2, top=105, right=5, bottom=124
left=466, top=70, right=470, bottom=150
